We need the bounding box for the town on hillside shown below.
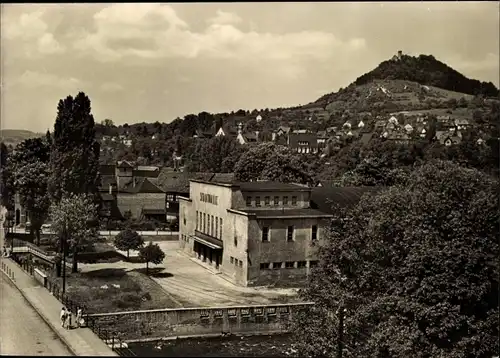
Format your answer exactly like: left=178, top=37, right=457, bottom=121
left=1, top=4, right=499, bottom=358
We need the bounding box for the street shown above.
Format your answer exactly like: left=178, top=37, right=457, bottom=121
left=0, top=273, right=72, bottom=356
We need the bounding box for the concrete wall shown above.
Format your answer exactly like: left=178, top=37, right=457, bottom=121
left=117, top=193, right=166, bottom=219
left=247, top=217, right=328, bottom=286
left=87, top=303, right=314, bottom=341
left=223, top=212, right=249, bottom=285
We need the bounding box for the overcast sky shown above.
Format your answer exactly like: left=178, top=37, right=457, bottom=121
left=1, top=2, right=499, bottom=132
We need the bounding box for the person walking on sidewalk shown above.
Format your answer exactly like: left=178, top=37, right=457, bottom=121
left=60, top=307, right=67, bottom=327
left=64, top=307, right=72, bottom=329
left=76, top=307, right=83, bottom=328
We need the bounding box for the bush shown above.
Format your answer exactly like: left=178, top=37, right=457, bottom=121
left=113, top=293, right=142, bottom=310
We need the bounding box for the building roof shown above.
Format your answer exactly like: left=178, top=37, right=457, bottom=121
left=136, top=166, right=159, bottom=171
left=156, top=170, right=235, bottom=193
left=99, top=175, right=117, bottom=191
left=142, top=208, right=166, bottom=215
left=288, top=133, right=319, bottom=148
left=310, top=186, right=385, bottom=214
left=238, top=181, right=310, bottom=192
left=117, top=160, right=135, bottom=168
left=101, top=193, right=115, bottom=201
left=121, top=178, right=165, bottom=194
left=133, top=169, right=161, bottom=178
left=241, top=208, right=333, bottom=218
left=99, top=164, right=116, bottom=176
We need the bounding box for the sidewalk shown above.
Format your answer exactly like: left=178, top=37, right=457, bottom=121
left=0, top=257, right=117, bottom=356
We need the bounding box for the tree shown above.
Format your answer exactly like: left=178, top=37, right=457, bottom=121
left=0, top=142, right=13, bottom=209
left=138, top=242, right=165, bottom=275
left=101, top=118, right=114, bottom=127
left=50, top=92, right=101, bottom=203
left=114, top=229, right=144, bottom=258
left=14, top=162, right=51, bottom=245
left=293, top=160, right=499, bottom=358
left=187, top=136, right=243, bottom=173
left=50, top=193, right=99, bottom=273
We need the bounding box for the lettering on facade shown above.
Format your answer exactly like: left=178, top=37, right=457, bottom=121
left=266, top=307, right=277, bottom=315
left=200, top=193, right=218, bottom=205
left=228, top=308, right=237, bottom=317
left=213, top=309, right=224, bottom=317
left=240, top=308, right=250, bottom=317
left=279, top=306, right=289, bottom=315
left=200, top=310, right=210, bottom=318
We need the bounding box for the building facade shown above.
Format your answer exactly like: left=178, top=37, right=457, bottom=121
left=179, top=180, right=332, bottom=287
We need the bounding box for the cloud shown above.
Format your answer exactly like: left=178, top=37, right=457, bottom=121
left=100, top=82, right=124, bottom=92
left=72, top=4, right=366, bottom=63
left=13, top=70, right=85, bottom=90
left=207, top=10, right=242, bottom=26
left=2, top=8, right=65, bottom=56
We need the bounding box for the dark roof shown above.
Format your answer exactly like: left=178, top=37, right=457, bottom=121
left=101, top=193, right=114, bottom=201
left=288, top=133, right=319, bottom=148
left=360, top=132, right=374, bottom=146
left=133, top=169, right=161, bottom=178
left=142, top=208, right=166, bottom=215
left=99, top=175, right=117, bottom=191
left=241, top=208, right=332, bottom=218
left=99, top=164, right=116, bottom=175
left=243, top=132, right=258, bottom=141
left=156, top=170, right=235, bottom=193
left=238, top=181, right=310, bottom=192
left=117, top=160, right=134, bottom=168
left=122, top=178, right=165, bottom=194
left=310, top=186, right=385, bottom=214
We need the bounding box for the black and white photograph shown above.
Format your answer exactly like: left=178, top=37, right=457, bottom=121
left=0, top=2, right=499, bottom=357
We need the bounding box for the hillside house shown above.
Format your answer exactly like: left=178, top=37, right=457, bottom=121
left=454, top=118, right=470, bottom=131
left=289, top=133, right=319, bottom=154
left=435, top=131, right=462, bottom=146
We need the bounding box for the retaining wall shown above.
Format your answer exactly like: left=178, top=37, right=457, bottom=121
left=87, top=302, right=314, bottom=341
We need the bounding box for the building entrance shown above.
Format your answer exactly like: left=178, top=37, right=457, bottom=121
left=193, top=241, right=222, bottom=270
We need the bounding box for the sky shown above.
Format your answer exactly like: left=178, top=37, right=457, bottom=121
left=1, top=2, right=499, bottom=133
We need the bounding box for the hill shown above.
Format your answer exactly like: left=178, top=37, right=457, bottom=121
left=353, top=53, right=499, bottom=97
left=0, top=129, right=44, bottom=147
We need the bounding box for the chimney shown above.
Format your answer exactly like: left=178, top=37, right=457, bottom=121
left=272, top=132, right=276, bottom=141
left=398, top=50, right=402, bottom=59
left=255, top=131, right=259, bottom=142
left=109, top=184, right=112, bottom=195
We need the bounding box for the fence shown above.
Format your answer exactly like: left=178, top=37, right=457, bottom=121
left=86, top=315, right=136, bottom=356
left=1, top=261, right=15, bottom=281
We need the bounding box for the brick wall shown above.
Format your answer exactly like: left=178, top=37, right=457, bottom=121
left=117, top=193, right=166, bottom=219
left=87, top=303, right=314, bottom=341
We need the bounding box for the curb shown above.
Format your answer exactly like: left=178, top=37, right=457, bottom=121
left=1, top=267, right=77, bottom=356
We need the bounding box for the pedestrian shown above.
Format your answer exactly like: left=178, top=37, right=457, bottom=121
left=60, top=307, right=67, bottom=327
left=76, top=307, right=83, bottom=328
left=64, top=308, right=72, bottom=329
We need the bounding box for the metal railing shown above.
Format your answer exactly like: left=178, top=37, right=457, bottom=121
left=86, top=315, right=136, bottom=356
left=0, top=261, right=15, bottom=281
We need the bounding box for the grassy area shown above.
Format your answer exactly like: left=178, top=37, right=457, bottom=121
left=51, top=267, right=181, bottom=313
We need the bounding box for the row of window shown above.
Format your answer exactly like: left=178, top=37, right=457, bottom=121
left=230, top=256, right=243, bottom=268
left=262, top=225, right=318, bottom=242
left=181, top=234, right=190, bottom=243
left=196, top=211, right=223, bottom=239
left=260, top=260, right=318, bottom=270
left=200, top=193, right=218, bottom=205
left=246, top=195, right=298, bottom=207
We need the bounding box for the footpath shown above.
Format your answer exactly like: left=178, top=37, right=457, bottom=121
left=0, top=257, right=117, bottom=356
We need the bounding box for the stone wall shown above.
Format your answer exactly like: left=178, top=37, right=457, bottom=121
left=87, top=303, right=313, bottom=341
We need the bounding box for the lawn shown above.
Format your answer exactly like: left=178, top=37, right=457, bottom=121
left=50, top=267, right=182, bottom=314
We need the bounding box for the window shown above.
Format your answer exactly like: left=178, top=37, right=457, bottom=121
left=285, top=261, right=295, bottom=269
left=283, top=196, right=289, bottom=205
left=309, top=260, right=319, bottom=268
left=230, top=257, right=234, bottom=264
left=287, top=226, right=294, bottom=241
left=234, top=235, right=238, bottom=247
left=262, top=227, right=269, bottom=242
left=264, top=196, right=270, bottom=206
left=196, top=211, right=199, bottom=230
left=239, top=260, right=243, bottom=268
left=215, top=217, right=219, bottom=238
left=273, top=196, right=279, bottom=206
left=292, top=196, right=297, bottom=206
left=246, top=196, right=252, bottom=206
left=166, top=194, right=174, bottom=201
left=210, top=215, right=214, bottom=236
left=256, top=196, right=261, bottom=207
left=297, top=261, right=307, bottom=268
left=260, top=263, right=269, bottom=270
left=312, top=225, right=318, bottom=241
left=203, top=213, right=206, bottom=232
left=220, top=218, right=223, bottom=238
left=273, top=262, right=282, bottom=270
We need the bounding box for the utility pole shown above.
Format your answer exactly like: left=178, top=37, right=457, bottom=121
left=337, top=307, right=345, bottom=358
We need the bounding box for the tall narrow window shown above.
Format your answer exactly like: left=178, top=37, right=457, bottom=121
left=283, top=196, right=289, bottom=205
left=256, top=196, right=261, bottom=207
left=215, top=216, right=219, bottom=238
left=203, top=213, right=206, bottom=232
left=196, top=211, right=199, bottom=230
left=287, top=226, right=294, bottom=241
left=246, top=196, right=252, bottom=206
left=264, top=196, right=270, bottom=206
left=312, top=225, right=318, bottom=241
left=220, top=218, right=223, bottom=239
left=210, top=215, right=214, bottom=236
left=262, top=227, right=269, bottom=242
left=273, top=196, right=279, bottom=206
left=292, top=196, right=297, bottom=206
